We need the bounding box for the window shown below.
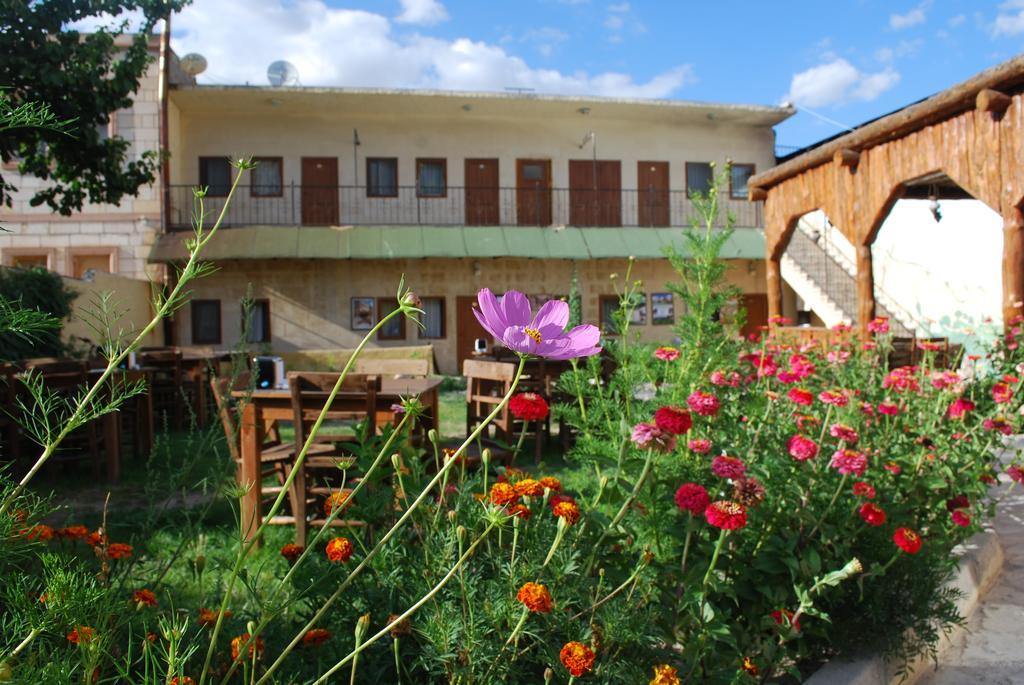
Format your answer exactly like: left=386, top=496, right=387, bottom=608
left=71, top=253, right=113, bottom=279
left=199, top=157, right=232, bottom=197
left=418, top=297, right=446, bottom=339
left=191, top=300, right=222, bottom=345
left=251, top=157, right=283, bottom=197
left=367, top=158, right=398, bottom=197
left=245, top=299, right=271, bottom=343
left=599, top=295, right=620, bottom=335
left=730, top=164, right=755, bottom=200
left=686, top=162, right=714, bottom=197
left=377, top=298, right=406, bottom=340
left=416, top=158, right=447, bottom=198
left=10, top=254, right=49, bottom=269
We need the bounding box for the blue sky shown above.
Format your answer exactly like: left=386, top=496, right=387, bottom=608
left=153, top=0, right=1024, bottom=150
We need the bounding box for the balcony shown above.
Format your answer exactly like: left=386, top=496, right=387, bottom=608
left=167, top=184, right=763, bottom=230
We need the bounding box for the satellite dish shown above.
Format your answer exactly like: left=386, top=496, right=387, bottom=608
left=179, top=53, right=207, bottom=77
left=267, top=60, right=300, bottom=87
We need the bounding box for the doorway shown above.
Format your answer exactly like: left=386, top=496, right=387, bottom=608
left=465, top=158, right=500, bottom=225
left=301, top=157, right=339, bottom=225
left=637, top=161, right=670, bottom=226
left=516, top=159, right=552, bottom=226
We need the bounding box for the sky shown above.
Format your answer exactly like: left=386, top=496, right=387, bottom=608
left=106, top=0, right=1024, bottom=152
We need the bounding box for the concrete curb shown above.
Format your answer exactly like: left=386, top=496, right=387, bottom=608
left=804, top=530, right=1004, bottom=685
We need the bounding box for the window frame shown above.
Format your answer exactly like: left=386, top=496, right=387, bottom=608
left=366, top=157, right=399, bottom=198
left=191, top=299, right=222, bottom=345
left=685, top=161, right=714, bottom=198
left=250, top=156, right=284, bottom=198
left=729, top=163, right=756, bottom=200
left=599, top=294, right=621, bottom=335
left=199, top=157, right=232, bottom=198
left=244, top=298, right=272, bottom=343
left=67, top=247, right=118, bottom=278
left=417, top=296, right=446, bottom=340
left=2, top=248, right=56, bottom=271
left=416, top=158, right=448, bottom=198
left=376, top=297, right=406, bottom=341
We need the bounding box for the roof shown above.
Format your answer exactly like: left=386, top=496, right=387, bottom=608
left=149, top=225, right=765, bottom=262
left=751, top=54, right=1024, bottom=191
left=169, top=85, right=794, bottom=127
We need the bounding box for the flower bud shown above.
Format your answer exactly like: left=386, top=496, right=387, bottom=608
left=481, top=448, right=491, bottom=467
left=428, top=429, right=439, bottom=445
left=447, top=510, right=458, bottom=525
left=194, top=554, right=206, bottom=574
left=456, top=525, right=466, bottom=543
left=355, top=613, right=371, bottom=641
left=403, top=291, right=422, bottom=308
left=544, top=667, right=554, bottom=683
left=391, top=453, right=401, bottom=470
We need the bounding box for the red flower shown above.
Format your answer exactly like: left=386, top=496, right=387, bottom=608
left=711, top=455, right=746, bottom=480
left=687, top=390, right=720, bottom=417
left=787, top=435, right=819, bottom=462
left=770, top=609, right=801, bottom=632
left=169, top=678, right=195, bottom=685
left=507, top=503, right=532, bottom=520
left=654, top=346, right=680, bottom=361
left=489, top=482, right=519, bottom=506
left=57, top=525, right=89, bottom=540
left=884, top=461, right=902, bottom=475
left=230, top=633, right=264, bottom=661
left=688, top=438, right=712, bottom=454
left=67, top=626, right=95, bottom=645
left=325, top=537, right=353, bottom=563
left=23, top=524, right=54, bottom=542
left=829, top=424, right=859, bottom=444
left=131, top=589, right=157, bottom=608
left=280, top=543, right=304, bottom=563
left=538, top=476, right=562, bottom=492
left=984, top=417, right=1013, bottom=435
left=509, top=393, right=550, bottom=421
left=197, top=608, right=232, bottom=626
left=1007, top=465, right=1024, bottom=483
left=787, top=387, right=814, bottom=406
left=551, top=499, right=581, bottom=525
left=951, top=510, right=971, bottom=527
left=302, top=628, right=331, bottom=647
left=883, top=367, right=920, bottom=393
left=876, top=403, right=899, bottom=416
left=559, top=641, right=595, bottom=677
left=107, top=543, right=133, bottom=559
left=945, top=495, right=970, bottom=511
left=654, top=406, right=692, bottom=435
left=516, top=582, right=553, bottom=613
left=948, top=398, right=975, bottom=419
left=818, top=390, right=849, bottom=407
left=858, top=503, right=886, bottom=526
left=704, top=500, right=748, bottom=530
left=514, top=478, right=544, bottom=497
left=323, top=489, right=352, bottom=517
left=992, top=382, right=1014, bottom=404
left=674, top=483, right=709, bottom=516
left=830, top=449, right=867, bottom=476
left=867, top=317, right=890, bottom=334
left=710, top=370, right=741, bottom=387
left=852, top=482, right=876, bottom=499
left=893, top=527, right=923, bottom=554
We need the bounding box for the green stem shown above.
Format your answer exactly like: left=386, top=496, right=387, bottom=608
left=806, top=473, right=848, bottom=542
left=586, top=448, right=655, bottom=574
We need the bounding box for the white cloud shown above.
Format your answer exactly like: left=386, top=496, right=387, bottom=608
left=151, top=0, right=692, bottom=97
left=784, top=58, right=900, bottom=108
left=608, top=2, right=630, bottom=11
left=603, top=15, right=624, bottom=30
left=993, top=0, right=1024, bottom=36
left=395, top=0, right=448, bottom=26
left=520, top=26, right=570, bottom=57
left=947, top=14, right=965, bottom=27
left=890, top=7, right=926, bottom=29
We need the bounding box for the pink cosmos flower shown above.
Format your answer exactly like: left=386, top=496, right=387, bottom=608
left=830, top=449, right=867, bottom=476
left=687, top=391, right=720, bottom=417
left=711, top=455, right=746, bottom=479
left=829, top=424, right=859, bottom=444
left=947, top=398, right=975, bottom=419
left=474, top=289, right=601, bottom=360
left=631, top=423, right=677, bottom=453
left=787, top=435, right=819, bottom=461
left=688, top=438, right=712, bottom=454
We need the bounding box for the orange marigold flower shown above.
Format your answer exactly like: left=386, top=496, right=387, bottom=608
left=508, top=503, right=532, bottom=520
left=197, top=607, right=233, bottom=626
left=302, top=628, right=331, bottom=647
left=230, top=633, right=264, bottom=661
left=649, top=664, right=681, bottom=685
left=559, top=641, right=595, bottom=677
left=107, top=543, right=133, bottom=559
left=324, top=489, right=353, bottom=517
left=489, top=482, right=518, bottom=507
left=86, top=530, right=103, bottom=547
left=24, top=524, right=54, bottom=541
left=326, top=537, right=353, bottom=563
left=169, top=678, right=195, bottom=685
left=504, top=467, right=531, bottom=482
left=67, top=626, right=95, bottom=645
left=551, top=498, right=581, bottom=525
left=132, top=589, right=157, bottom=608
left=538, top=476, right=562, bottom=492
left=514, top=478, right=544, bottom=497
left=57, top=525, right=90, bottom=540
left=145, top=631, right=158, bottom=643
left=39, top=592, right=48, bottom=604
left=741, top=656, right=759, bottom=676
left=516, top=582, right=553, bottom=613
left=280, top=543, right=304, bottom=563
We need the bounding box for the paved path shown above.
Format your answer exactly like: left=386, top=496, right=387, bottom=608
left=917, top=478, right=1024, bottom=685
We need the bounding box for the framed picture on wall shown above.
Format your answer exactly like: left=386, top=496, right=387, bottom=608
left=651, top=292, right=674, bottom=325
left=351, top=297, right=375, bottom=330
left=629, top=292, right=647, bottom=326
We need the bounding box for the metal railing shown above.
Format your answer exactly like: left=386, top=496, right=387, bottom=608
left=167, top=184, right=763, bottom=229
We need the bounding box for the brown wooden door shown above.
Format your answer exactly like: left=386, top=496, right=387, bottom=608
left=465, top=158, right=500, bottom=225
left=637, top=161, right=669, bottom=226
left=740, top=293, right=769, bottom=339
left=569, top=160, right=621, bottom=226
left=301, top=157, right=338, bottom=225
left=456, top=295, right=492, bottom=370
left=516, top=159, right=552, bottom=226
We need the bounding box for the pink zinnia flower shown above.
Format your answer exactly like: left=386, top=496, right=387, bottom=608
left=858, top=502, right=886, bottom=526
left=687, top=391, right=720, bottom=417
left=830, top=449, right=867, bottom=476
left=818, top=390, right=849, bottom=407
left=674, top=483, right=709, bottom=516
left=711, top=455, right=746, bottom=479
left=829, top=424, right=859, bottom=444
left=983, top=417, right=1013, bottom=435
left=654, top=346, right=680, bottom=362
left=883, top=366, right=920, bottom=393
left=826, top=350, right=851, bottom=364
left=787, top=435, right=819, bottom=461
left=877, top=403, right=899, bottom=416
left=787, top=354, right=815, bottom=379
left=710, top=370, right=741, bottom=387
left=930, top=371, right=961, bottom=390
left=948, top=398, right=975, bottom=419
left=852, top=482, right=876, bottom=498
left=631, top=423, right=677, bottom=453
left=1007, top=465, right=1024, bottom=483
left=992, top=382, right=1014, bottom=404
left=688, top=438, right=712, bottom=454
left=704, top=500, right=747, bottom=530
left=867, top=317, right=889, bottom=334
left=951, top=510, right=971, bottom=527
left=654, top=406, right=692, bottom=435
left=473, top=289, right=601, bottom=360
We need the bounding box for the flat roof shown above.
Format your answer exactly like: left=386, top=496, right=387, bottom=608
left=170, top=85, right=794, bottom=127
left=149, top=225, right=765, bottom=262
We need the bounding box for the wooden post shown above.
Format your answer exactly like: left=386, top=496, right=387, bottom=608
left=766, top=253, right=783, bottom=324
left=1002, top=208, right=1024, bottom=328
left=856, top=244, right=875, bottom=333
left=239, top=402, right=262, bottom=544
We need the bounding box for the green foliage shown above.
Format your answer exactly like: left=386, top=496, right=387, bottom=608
left=0, top=267, right=78, bottom=360
left=0, top=0, right=191, bottom=214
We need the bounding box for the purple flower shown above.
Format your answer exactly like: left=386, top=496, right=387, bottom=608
left=474, top=289, right=601, bottom=360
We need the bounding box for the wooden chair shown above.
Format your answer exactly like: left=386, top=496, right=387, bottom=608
left=288, top=371, right=378, bottom=543
left=889, top=336, right=915, bottom=368
left=138, top=349, right=205, bottom=431
left=912, top=337, right=951, bottom=368
left=464, top=359, right=518, bottom=463
left=354, top=358, right=430, bottom=378
left=16, top=367, right=104, bottom=476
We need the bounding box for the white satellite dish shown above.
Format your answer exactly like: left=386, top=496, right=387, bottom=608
left=179, top=53, right=207, bottom=77
left=267, top=60, right=300, bottom=87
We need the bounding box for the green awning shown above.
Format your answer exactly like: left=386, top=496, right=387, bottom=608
left=149, top=225, right=765, bottom=262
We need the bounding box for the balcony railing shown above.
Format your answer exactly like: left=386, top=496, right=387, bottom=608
left=168, top=184, right=763, bottom=229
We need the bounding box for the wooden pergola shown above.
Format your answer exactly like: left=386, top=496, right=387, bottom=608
left=749, top=55, right=1024, bottom=334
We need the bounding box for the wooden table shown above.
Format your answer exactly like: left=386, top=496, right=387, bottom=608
left=233, top=377, right=443, bottom=541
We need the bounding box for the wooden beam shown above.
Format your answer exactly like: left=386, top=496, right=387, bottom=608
left=766, top=254, right=782, bottom=324
left=977, top=88, right=1012, bottom=114
left=750, top=55, right=1024, bottom=190
left=856, top=245, right=875, bottom=334
left=1003, top=209, right=1024, bottom=328
left=748, top=186, right=768, bottom=202
left=833, top=148, right=860, bottom=168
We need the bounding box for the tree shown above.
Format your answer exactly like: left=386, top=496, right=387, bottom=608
left=0, top=0, right=190, bottom=215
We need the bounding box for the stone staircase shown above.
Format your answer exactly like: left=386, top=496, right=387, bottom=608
left=782, top=219, right=923, bottom=337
